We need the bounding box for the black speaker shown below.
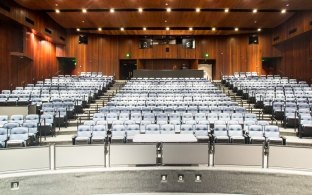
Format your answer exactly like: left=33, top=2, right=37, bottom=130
left=249, top=35, right=258, bottom=44
left=79, top=35, right=88, bottom=44
left=176, top=37, right=183, bottom=44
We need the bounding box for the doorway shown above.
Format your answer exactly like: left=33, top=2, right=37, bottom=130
left=119, top=60, right=137, bottom=80
left=198, top=59, right=216, bottom=80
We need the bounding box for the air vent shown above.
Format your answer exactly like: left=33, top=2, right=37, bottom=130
left=45, top=28, right=52, bottom=34
left=60, top=36, right=65, bottom=41
left=25, top=17, right=35, bottom=25
left=0, top=2, right=10, bottom=12
left=273, top=36, right=280, bottom=41
left=289, top=28, right=297, bottom=35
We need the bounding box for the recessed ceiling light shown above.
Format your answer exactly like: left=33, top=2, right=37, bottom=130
left=234, top=27, right=239, bottom=31
left=120, top=27, right=124, bottom=31
left=253, top=9, right=258, bottom=13
left=257, top=28, right=262, bottom=32
left=82, top=9, right=87, bottom=13
left=138, top=8, right=143, bottom=13
left=196, top=8, right=201, bottom=13
left=55, top=4, right=58, bottom=7
left=76, top=28, right=80, bottom=31
left=143, top=27, right=147, bottom=31
left=98, top=28, right=102, bottom=31
left=82, top=20, right=85, bottom=23
left=189, top=27, right=193, bottom=31
left=286, top=4, right=290, bottom=7
left=166, top=27, right=170, bottom=31
left=165, top=20, right=167, bottom=23
left=55, top=9, right=60, bottom=13
left=224, top=8, right=229, bottom=13
left=167, top=8, right=171, bottom=12
left=212, top=27, right=216, bottom=31
left=110, top=8, right=115, bottom=13
left=165, top=3, right=168, bottom=6
left=281, top=9, right=286, bottom=14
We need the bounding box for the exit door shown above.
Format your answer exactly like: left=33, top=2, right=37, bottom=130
left=119, top=60, right=137, bottom=80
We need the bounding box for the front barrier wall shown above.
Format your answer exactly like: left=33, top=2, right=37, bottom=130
left=268, top=145, right=312, bottom=170
left=162, top=143, right=209, bottom=165
left=213, top=144, right=264, bottom=167
left=0, top=146, right=50, bottom=173
left=1, top=143, right=312, bottom=173
left=55, top=145, right=106, bottom=169
left=109, top=144, right=157, bottom=166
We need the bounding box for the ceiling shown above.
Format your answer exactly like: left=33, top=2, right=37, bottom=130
left=14, top=0, right=312, bottom=35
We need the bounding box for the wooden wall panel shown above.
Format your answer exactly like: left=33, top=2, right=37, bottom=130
left=275, top=34, right=312, bottom=82
left=65, top=33, right=270, bottom=79
left=0, top=20, right=62, bottom=90
left=0, top=0, right=66, bottom=45
left=66, top=34, right=119, bottom=76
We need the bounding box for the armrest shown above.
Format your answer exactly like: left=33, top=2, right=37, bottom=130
left=281, top=136, right=286, bottom=145
left=72, top=135, right=77, bottom=145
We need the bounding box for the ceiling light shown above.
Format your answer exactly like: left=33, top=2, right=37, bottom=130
left=166, top=27, right=170, bottom=31
left=120, top=27, right=124, bottom=31
left=253, top=9, right=257, bottom=13
left=76, top=28, right=80, bottom=32
left=82, top=9, right=87, bottom=13
left=281, top=9, right=286, bottom=14
left=224, top=8, right=229, bottom=13
left=143, top=27, right=147, bottom=31
left=110, top=8, right=115, bottom=13
left=257, top=28, right=262, bottom=32
left=165, top=3, right=168, bottom=6
left=98, top=28, right=102, bottom=31
left=212, top=27, right=216, bottom=31
left=234, top=27, right=239, bottom=31
left=167, top=8, right=171, bottom=12
left=189, top=27, right=193, bottom=31
left=196, top=8, right=201, bottom=13
left=55, top=9, right=60, bottom=13
left=138, top=8, right=143, bottom=13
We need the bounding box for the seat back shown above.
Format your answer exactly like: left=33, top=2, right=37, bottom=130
left=228, top=124, right=243, bottom=137
left=248, top=125, right=263, bottom=137
left=0, top=128, right=8, bottom=141
left=9, top=127, right=28, bottom=141
left=264, top=125, right=280, bottom=138
left=214, top=125, right=228, bottom=136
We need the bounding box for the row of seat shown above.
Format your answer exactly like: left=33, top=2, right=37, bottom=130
left=73, top=123, right=285, bottom=145
left=99, top=105, right=246, bottom=114
left=92, top=112, right=258, bottom=124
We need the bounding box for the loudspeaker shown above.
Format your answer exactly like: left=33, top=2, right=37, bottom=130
left=79, top=35, right=88, bottom=44
left=249, top=35, right=258, bottom=44
left=176, top=37, right=183, bottom=44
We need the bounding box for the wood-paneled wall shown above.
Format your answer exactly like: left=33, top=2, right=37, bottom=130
left=0, top=20, right=62, bottom=90
left=270, top=12, right=312, bottom=82
left=65, top=33, right=266, bottom=79
left=0, top=0, right=66, bottom=45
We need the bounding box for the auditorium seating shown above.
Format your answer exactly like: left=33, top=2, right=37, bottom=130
left=223, top=72, right=311, bottom=138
